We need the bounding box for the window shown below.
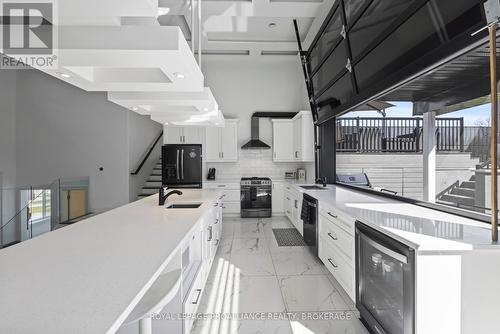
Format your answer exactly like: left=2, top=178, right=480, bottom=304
left=29, top=189, right=51, bottom=222
left=335, top=101, right=492, bottom=218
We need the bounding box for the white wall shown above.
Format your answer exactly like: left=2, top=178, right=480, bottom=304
left=200, top=57, right=315, bottom=180
left=0, top=70, right=18, bottom=244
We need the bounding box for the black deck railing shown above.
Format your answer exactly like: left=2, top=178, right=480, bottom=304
left=336, top=117, right=467, bottom=153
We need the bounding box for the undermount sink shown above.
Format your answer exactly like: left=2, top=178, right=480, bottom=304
left=300, top=185, right=328, bottom=190
left=165, top=203, right=202, bottom=209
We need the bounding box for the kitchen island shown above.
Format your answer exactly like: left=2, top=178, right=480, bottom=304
left=284, top=182, right=500, bottom=334
left=0, top=188, right=223, bottom=334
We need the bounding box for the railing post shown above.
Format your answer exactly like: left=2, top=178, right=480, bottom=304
left=416, top=118, right=420, bottom=152
left=356, top=117, right=360, bottom=153
left=459, top=117, right=464, bottom=152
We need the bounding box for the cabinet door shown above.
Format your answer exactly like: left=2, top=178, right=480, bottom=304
left=220, top=122, right=238, bottom=161
left=164, top=127, right=183, bottom=144
left=204, top=127, right=221, bottom=161
left=300, top=112, right=315, bottom=162
left=183, top=127, right=202, bottom=144
left=293, top=117, right=302, bottom=160
left=273, top=122, right=294, bottom=161
left=272, top=182, right=284, bottom=214
left=284, top=191, right=293, bottom=221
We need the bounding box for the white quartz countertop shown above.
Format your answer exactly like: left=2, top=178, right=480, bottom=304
left=0, top=188, right=221, bottom=334
left=285, top=182, right=500, bottom=252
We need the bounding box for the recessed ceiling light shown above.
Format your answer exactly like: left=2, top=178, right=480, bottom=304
left=164, top=122, right=169, bottom=125
left=268, top=23, right=277, bottom=28
left=157, top=7, right=170, bottom=16
left=203, top=107, right=209, bottom=112
left=173, top=72, right=185, bottom=79
left=59, top=72, right=72, bottom=79
left=132, top=107, right=138, bottom=111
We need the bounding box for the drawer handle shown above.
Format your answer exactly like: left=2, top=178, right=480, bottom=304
left=327, top=258, right=338, bottom=268
left=286, top=197, right=291, bottom=200
left=217, top=185, right=226, bottom=187
left=215, top=219, right=219, bottom=224
left=286, top=210, right=291, bottom=214
left=215, top=239, right=219, bottom=246
left=327, top=232, right=338, bottom=241
left=192, top=289, right=202, bottom=304
left=327, top=212, right=338, bottom=218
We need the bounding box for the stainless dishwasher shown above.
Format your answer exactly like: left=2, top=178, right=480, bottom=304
left=301, top=193, right=318, bottom=255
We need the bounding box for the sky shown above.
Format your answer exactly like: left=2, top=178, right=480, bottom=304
left=343, top=101, right=491, bottom=126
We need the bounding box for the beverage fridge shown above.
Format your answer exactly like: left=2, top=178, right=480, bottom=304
left=355, top=221, right=415, bottom=334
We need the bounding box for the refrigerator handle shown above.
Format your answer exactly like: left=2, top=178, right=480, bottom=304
left=181, top=149, right=185, bottom=179
left=176, top=149, right=180, bottom=180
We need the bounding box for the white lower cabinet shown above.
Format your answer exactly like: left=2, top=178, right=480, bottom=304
left=318, top=204, right=355, bottom=302
left=283, top=184, right=303, bottom=235
left=319, top=235, right=355, bottom=301
left=203, top=182, right=240, bottom=216
left=272, top=181, right=284, bottom=214
left=183, top=202, right=223, bottom=334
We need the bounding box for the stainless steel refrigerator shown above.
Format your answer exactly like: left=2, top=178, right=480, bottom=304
left=162, top=144, right=202, bottom=188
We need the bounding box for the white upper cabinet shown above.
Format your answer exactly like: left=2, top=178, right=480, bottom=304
left=164, top=127, right=183, bottom=144
left=183, top=127, right=203, bottom=144
left=272, top=120, right=294, bottom=161
left=164, top=127, right=202, bottom=144
left=204, top=120, right=239, bottom=162
left=272, top=111, right=314, bottom=162
left=204, top=127, right=221, bottom=161
left=294, top=111, right=315, bottom=162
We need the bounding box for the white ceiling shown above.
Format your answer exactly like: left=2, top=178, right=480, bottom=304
left=23, top=0, right=334, bottom=125
left=158, top=0, right=335, bottom=58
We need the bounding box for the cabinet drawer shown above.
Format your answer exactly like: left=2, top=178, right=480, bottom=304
left=319, top=207, right=354, bottom=236
left=222, top=189, right=240, bottom=202
left=222, top=201, right=240, bottom=214
left=319, top=237, right=355, bottom=302
left=319, top=215, right=354, bottom=263
left=183, top=270, right=204, bottom=334
left=204, top=182, right=240, bottom=190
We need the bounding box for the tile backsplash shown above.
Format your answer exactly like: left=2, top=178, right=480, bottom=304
left=204, top=148, right=314, bottom=181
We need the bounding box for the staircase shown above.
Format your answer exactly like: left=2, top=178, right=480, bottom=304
left=437, top=175, right=476, bottom=208
left=137, top=158, right=162, bottom=199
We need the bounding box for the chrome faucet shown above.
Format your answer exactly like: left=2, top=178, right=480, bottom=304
left=159, top=186, right=183, bottom=206
left=316, top=176, right=328, bottom=187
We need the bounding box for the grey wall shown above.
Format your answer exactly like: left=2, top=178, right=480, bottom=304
left=0, top=69, right=161, bottom=234
left=0, top=70, right=17, bottom=244
left=14, top=70, right=162, bottom=212
left=128, top=110, right=162, bottom=202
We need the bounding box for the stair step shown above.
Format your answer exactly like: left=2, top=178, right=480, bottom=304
left=145, top=181, right=162, bottom=187
left=140, top=188, right=158, bottom=195
left=451, top=187, right=475, bottom=197
left=469, top=175, right=476, bottom=182
left=460, top=181, right=475, bottom=189
left=440, top=193, right=475, bottom=206
left=149, top=175, right=162, bottom=181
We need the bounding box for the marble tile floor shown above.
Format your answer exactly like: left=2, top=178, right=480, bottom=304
left=191, top=216, right=369, bottom=334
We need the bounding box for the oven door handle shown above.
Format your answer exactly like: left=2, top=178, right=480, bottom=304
left=360, top=234, right=408, bottom=264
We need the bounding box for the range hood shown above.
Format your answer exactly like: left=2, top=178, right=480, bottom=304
left=241, top=112, right=298, bottom=149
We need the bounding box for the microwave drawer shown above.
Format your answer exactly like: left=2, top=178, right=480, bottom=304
left=319, top=214, right=354, bottom=263
left=319, top=236, right=355, bottom=302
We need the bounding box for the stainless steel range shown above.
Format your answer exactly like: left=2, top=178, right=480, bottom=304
left=240, top=177, right=272, bottom=218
